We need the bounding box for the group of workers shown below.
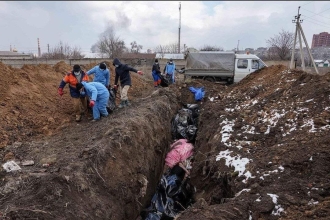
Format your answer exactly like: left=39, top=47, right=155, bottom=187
left=58, top=58, right=143, bottom=122
left=152, top=58, right=176, bottom=88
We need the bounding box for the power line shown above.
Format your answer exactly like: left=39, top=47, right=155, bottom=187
left=301, top=8, right=330, bottom=20
left=300, top=1, right=313, bottom=7
left=309, top=7, right=330, bottom=19
left=301, top=15, right=330, bottom=26
left=303, top=19, right=330, bottom=29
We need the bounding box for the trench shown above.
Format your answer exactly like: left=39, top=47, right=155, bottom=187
left=0, top=86, right=235, bottom=220
left=134, top=89, right=236, bottom=220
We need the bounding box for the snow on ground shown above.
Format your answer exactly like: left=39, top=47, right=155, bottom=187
left=267, top=193, right=285, bottom=216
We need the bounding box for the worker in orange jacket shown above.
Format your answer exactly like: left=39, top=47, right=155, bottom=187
left=58, top=64, right=89, bottom=122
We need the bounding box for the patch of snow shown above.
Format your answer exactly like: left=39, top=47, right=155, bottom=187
left=301, top=119, right=316, bottom=132
left=278, top=166, right=284, bottom=172
left=260, top=176, right=264, bottom=180
left=308, top=199, right=319, bottom=205
left=305, top=99, right=314, bottom=103
left=235, top=188, right=251, bottom=197
left=267, top=193, right=284, bottom=216
left=296, top=107, right=309, bottom=112
left=216, top=150, right=253, bottom=180
left=225, top=108, right=235, bottom=112
left=209, top=97, right=214, bottom=102
left=309, top=156, right=313, bottom=161
left=255, top=196, right=261, bottom=202
left=252, top=99, right=258, bottom=105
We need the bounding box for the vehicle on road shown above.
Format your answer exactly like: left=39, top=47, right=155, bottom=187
left=183, top=51, right=267, bottom=84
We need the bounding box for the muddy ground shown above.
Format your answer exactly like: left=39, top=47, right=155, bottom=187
left=0, top=61, right=330, bottom=220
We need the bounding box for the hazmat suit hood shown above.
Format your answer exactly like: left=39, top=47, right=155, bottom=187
left=113, top=58, right=122, bottom=67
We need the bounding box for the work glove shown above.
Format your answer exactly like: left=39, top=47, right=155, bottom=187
left=89, top=100, right=95, bottom=108
left=58, top=88, right=64, bottom=96
left=137, top=71, right=143, bottom=75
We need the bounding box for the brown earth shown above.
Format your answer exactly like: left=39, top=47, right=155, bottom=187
left=0, top=62, right=330, bottom=220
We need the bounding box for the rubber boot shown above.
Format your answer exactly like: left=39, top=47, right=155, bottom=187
left=125, top=100, right=131, bottom=106
left=118, top=100, right=126, bottom=108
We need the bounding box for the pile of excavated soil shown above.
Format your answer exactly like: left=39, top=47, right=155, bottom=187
left=177, top=65, right=330, bottom=219
left=1, top=62, right=330, bottom=220
left=0, top=61, right=154, bottom=149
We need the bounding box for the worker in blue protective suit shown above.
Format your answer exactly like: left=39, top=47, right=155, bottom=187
left=86, top=62, right=110, bottom=88
left=76, top=81, right=110, bottom=122
left=165, top=58, right=176, bottom=84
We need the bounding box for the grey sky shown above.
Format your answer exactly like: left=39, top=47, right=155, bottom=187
left=0, top=1, right=329, bottom=55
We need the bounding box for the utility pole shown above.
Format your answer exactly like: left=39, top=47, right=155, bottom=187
left=237, top=40, right=240, bottom=52
left=290, top=6, right=318, bottom=74
left=47, top=44, right=50, bottom=53
left=37, top=38, right=41, bottom=57
left=178, top=2, right=181, bottom=53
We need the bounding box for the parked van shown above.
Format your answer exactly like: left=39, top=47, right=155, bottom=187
left=184, top=51, right=267, bottom=84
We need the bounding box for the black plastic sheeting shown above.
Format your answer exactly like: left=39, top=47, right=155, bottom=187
left=141, top=104, right=200, bottom=220
left=171, top=104, right=199, bottom=143
left=106, top=87, right=117, bottom=113
left=140, top=165, right=195, bottom=220
left=159, top=74, right=170, bottom=87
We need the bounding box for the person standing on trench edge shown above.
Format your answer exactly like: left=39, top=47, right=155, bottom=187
left=152, top=59, right=162, bottom=88
left=165, top=58, right=176, bottom=84
left=113, top=58, right=143, bottom=108
left=58, top=64, right=89, bottom=122
left=76, top=82, right=109, bottom=122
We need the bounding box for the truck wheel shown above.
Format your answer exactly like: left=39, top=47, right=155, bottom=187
left=227, top=77, right=234, bottom=84
left=204, top=76, right=215, bottom=82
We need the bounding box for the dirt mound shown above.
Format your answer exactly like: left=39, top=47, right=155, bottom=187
left=52, top=61, right=72, bottom=74
left=1, top=62, right=330, bottom=220
left=178, top=65, right=330, bottom=219
left=0, top=88, right=180, bottom=220
left=0, top=62, right=74, bottom=148
left=0, top=62, right=155, bottom=149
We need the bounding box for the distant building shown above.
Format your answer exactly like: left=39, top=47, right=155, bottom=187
left=0, top=51, right=33, bottom=60
left=155, top=53, right=185, bottom=59
left=311, top=32, right=330, bottom=48
left=244, top=48, right=255, bottom=54
left=82, top=52, right=108, bottom=58
left=313, top=59, right=329, bottom=67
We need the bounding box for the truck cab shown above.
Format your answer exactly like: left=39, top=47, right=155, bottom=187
left=234, top=54, right=267, bottom=82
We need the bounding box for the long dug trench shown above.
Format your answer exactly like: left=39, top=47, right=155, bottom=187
left=0, top=87, right=183, bottom=219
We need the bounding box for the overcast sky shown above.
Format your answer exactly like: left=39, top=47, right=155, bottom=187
left=0, top=1, right=329, bottom=54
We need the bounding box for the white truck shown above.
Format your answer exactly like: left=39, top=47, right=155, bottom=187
left=183, top=51, right=267, bottom=84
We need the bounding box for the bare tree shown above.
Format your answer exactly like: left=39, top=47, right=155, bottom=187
left=41, top=41, right=84, bottom=59
left=94, top=26, right=127, bottom=58
left=167, top=43, right=178, bottom=53
left=130, top=41, right=143, bottom=53
left=266, top=29, right=294, bottom=60
left=200, top=45, right=224, bottom=51
left=154, top=45, right=169, bottom=59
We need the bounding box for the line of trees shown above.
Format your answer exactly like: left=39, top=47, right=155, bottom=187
left=39, top=27, right=302, bottom=61
left=41, top=41, right=85, bottom=59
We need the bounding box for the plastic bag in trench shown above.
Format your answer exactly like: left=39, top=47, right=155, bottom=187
left=189, top=86, right=205, bottom=101
left=141, top=165, right=194, bottom=220
left=106, top=87, right=117, bottom=113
